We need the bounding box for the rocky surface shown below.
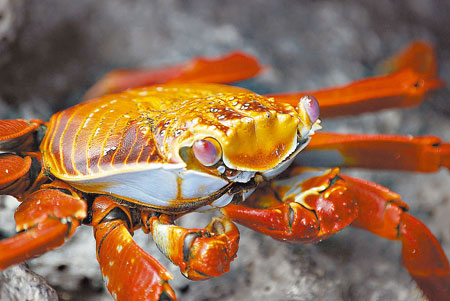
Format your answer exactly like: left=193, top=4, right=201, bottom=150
left=0, top=1, right=449, bottom=300
left=0, top=264, right=58, bottom=301
left=0, top=0, right=24, bottom=66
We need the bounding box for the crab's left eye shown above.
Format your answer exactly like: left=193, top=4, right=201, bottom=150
left=193, top=138, right=222, bottom=166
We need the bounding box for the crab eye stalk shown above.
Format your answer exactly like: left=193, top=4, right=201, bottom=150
left=193, top=138, right=222, bottom=166
left=298, top=95, right=320, bottom=138
left=300, top=95, right=320, bottom=124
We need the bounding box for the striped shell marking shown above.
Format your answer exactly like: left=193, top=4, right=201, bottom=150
left=40, top=83, right=304, bottom=209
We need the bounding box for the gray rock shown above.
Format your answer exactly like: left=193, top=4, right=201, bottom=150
left=0, top=0, right=25, bottom=66
left=0, top=0, right=449, bottom=300
left=0, top=264, right=58, bottom=301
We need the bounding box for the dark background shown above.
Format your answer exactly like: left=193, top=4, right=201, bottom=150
left=1, top=1, right=450, bottom=300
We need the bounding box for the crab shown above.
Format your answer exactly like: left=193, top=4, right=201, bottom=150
left=0, top=41, right=449, bottom=300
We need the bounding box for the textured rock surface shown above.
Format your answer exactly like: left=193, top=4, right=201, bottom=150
left=0, top=0, right=24, bottom=66
left=0, top=264, right=58, bottom=301
left=0, top=0, right=450, bottom=300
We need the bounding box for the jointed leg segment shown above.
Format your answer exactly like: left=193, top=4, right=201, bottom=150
left=0, top=119, right=44, bottom=151
left=84, top=51, right=263, bottom=99
left=343, top=175, right=450, bottom=300
left=223, top=167, right=450, bottom=301
left=144, top=213, right=240, bottom=280
left=222, top=168, right=358, bottom=243
left=91, top=196, right=240, bottom=300
left=0, top=181, right=87, bottom=270
left=300, top=132, right=450, bottom=172
left=266, top=41, right=443, bottom=118
left=91, top=196, right=176, bottom=301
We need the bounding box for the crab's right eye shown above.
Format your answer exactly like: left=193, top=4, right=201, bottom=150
left=300, top=95, right=320, bottom=124
left=193, top=138, right=222, bottom=166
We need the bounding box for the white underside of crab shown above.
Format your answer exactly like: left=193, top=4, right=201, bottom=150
left=66, top=163, right=229, bottom=207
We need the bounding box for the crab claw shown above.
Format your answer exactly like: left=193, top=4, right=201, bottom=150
left=148, top=215, right=240, bottom=280
left=92, top=197, right=176, bottom=301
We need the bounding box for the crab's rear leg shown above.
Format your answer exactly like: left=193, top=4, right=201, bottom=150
left=343, top=175, right=450, bottom=301
left=267, top=41, right=444, bottom=118
left=91, top=196, right=176, bottom=301
left=299, top=132, right=450, bottom=172
left=85, top=51, right=263, bottom=99
left=0, top=181, right=87, bottom=269
left=142, top=213, right=240, bottom=281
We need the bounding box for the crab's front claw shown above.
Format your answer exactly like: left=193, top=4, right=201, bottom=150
left=148, top=215, right=240, bottom=280
left=182, top=217, right=240, bottom=280
left=223, top=168, right=358, bottom=243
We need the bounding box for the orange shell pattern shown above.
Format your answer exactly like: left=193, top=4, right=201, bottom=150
left=40, top=83, right=301, bottom=180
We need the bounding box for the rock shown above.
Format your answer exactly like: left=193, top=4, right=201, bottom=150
left=0, top=264, right=58, bottom=301
left=0, top=0, right=25, bottom=66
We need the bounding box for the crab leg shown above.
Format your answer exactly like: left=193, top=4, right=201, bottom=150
left=222, top=167, right=450, bottom=300
left=84, top=51, right=263, bottom=99
left=222, top=168, right=358, bottom=243
left=0, top=181, right=87, bottom=269
left=0, top=119, right=44, bottom=151
left=143, top=213, right=240, bottom=280
left=266, top=41, right=444, bottom=118
left=298, top=132, right=450, bottom=172
left=0, top=152, right=47, bottom=199
left=92, top=196, right=176, bottom=301
left=343, top=175, right=450, bottom=301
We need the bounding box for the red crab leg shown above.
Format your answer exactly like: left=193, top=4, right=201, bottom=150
left=343, top=175, right=450, bottom=301
left=222, top=168, right=358, bottom=243
left=0, top=181, right=87, bottom=269
left=92, top=196, right=176, bottom=301
left=266, top=41, right=444, bottom=118
left=84, top=51, right=263, bottom=99
left=299, top=132, right=450, bottom=172
left=222, top=167, right=450, bottom=300
left=143, top=213, right=240, bottom=281
left=0, top=152, right=47, bottom=199
left=0, top=119, right=44, bottom=151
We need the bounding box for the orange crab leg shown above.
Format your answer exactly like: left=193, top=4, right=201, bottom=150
left=84, top=51, right=263, bottom=99
left=299, top=132, right=450, bottom=172
left=267, top=41, right=444, bottom=118
left=92, top=196, right=176, bottom=301
left=378, top=40, right=438, bottom=77
left=222, top=168, right=358, bottom=243
left=223, top=167, right=450, bottom=300
left=0, top=119, right=44, bottom=151
left=0, top=220, right=75, bottom=270
left=0, top=153, right=46, bottom=199
left=343, top=175, right=450, bottom=301
left=143, top=213, right=240, bottom=281
left=0, top=181, right=87, bottom=269
left=267, top=68, right=443, bottom=118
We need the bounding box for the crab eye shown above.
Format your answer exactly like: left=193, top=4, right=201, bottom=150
left=300, top=95, right=320, bottom=123
left=193, top=138, right=222, bottom=166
